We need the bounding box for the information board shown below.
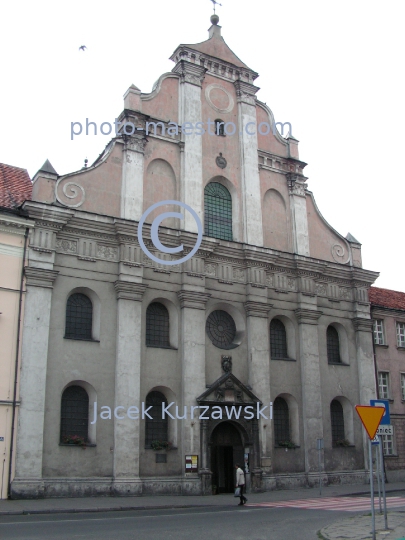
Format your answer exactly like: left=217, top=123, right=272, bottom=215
left=185, top=455, right=198, bottom=473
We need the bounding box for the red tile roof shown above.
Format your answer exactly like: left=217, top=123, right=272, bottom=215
left=0, top=163, right=32, bottom=209
left=369, top=286, right=405, bottom=311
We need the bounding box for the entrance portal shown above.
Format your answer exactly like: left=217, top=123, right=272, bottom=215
left=210, top=422, right=244, bottom=493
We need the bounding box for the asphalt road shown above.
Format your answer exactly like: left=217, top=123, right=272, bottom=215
left=0, top=505, right=362, bottom=540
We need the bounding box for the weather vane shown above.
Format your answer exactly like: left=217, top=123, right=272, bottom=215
left=210, top=0, right=222, bottom=14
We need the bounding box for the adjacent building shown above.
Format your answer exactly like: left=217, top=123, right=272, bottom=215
left=0, top=163, right=33, bottom=499
left=11, top=16, right=379, bottom=498
left=370, top=286, right=405, bottom=480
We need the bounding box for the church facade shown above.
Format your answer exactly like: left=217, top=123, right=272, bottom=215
left=11, top=16, right=379, bottom=498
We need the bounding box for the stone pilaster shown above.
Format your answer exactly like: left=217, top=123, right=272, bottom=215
left=352, top=317, right=376, bottom=470
left=14, top=267, right=58, bottom=481
left=177, top=290, right=210, bottom=472
left=173, top=61, right=206, bottom=233
left=113, top=280, right=147, bottom=490
left=294, top=308, right=324, bottom=472
left=244, top=300, right=272, bottom=476
left=121, top=135, right=146, bottom=221
left=288, top=173, right=310, bottom=256
left=234, top=80, right=263, bottom=245
left=199, top=420, right=212, bottom=495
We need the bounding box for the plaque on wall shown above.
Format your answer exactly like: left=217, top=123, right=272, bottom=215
left=185, top=455, right=198, bottom=473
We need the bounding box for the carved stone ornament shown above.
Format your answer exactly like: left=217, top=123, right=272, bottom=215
left=205, top=263, right=217, bottom=277
left=56, top=239, right=77, bottom=253
left=97, top=245, right=118, bottom=260
left=216, top=153, right=227, bottom=169
left=331, top=243, right=351, bottom=264
left=55, top=178, right=85, bottom=208
left=221, top=355, right=232, bottom=373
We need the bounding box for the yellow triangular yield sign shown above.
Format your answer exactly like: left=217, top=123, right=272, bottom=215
left=355, top=405, right=385, bottom=440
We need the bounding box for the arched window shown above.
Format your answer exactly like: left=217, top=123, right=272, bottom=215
left=204, top=182, right=232, bottom=241
left=274, top=397, right=290, bottom=445
left=330, top=399, right=345, bottom=445
left=60, top=385, right=89, bottom=443
left=327, top=325, right=341, bottom=363
left=65, top=293, right=93, bottom=340
left=145, top=391, right=168, bottom=447
left=270, top=319, right=288, bottom=359
left=146, top=302, right=170, bottom=348
left=214, top=119, right=225, bottom=136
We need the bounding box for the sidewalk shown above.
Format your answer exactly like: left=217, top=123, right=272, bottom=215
left=320, top=511, right=405, bottom=539
left=0, top=481, right=404, bottom=517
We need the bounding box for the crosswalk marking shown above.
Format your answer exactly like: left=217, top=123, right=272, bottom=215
left=246, top=496, right=405, bottom=512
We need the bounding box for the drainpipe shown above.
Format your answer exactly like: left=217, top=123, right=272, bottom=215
left=7, top=227, right=29, bottom=498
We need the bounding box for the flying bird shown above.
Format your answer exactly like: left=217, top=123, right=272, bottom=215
left=79, top=45, right=87, bottom=51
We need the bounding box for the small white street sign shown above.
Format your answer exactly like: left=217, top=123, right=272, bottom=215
left=376, top=425, right=393, bottom=435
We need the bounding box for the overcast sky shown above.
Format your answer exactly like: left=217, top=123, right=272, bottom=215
left=1, top=0, right=404, bottom=291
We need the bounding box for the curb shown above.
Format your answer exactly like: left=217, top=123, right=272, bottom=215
left=0, top=504, right=219, bottom=517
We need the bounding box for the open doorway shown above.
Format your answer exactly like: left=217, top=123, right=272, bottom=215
left=210, top=422, right=244, bottom=493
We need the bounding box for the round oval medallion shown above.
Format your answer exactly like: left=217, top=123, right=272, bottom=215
left=205, top=83, right=235, bottom=114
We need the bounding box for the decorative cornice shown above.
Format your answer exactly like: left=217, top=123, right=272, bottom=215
left=177, top=290, right=211, bottom=309
left=294, top=308, right=323, bottom=325
left=114, top=280, right=148, bottom=301
left=234, top=80, right=259, bottom=106
left=352, top=317, right=373, bottom=332
left=244, top=301, right=272, bottom=318
left=24, top=267, right=59, bottom=288
left=172, top=61, right=206, bottom=87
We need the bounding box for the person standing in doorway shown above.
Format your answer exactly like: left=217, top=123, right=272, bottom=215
left=235, top=463, right=247, bottom=505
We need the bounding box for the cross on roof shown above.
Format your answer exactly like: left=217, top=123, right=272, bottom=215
left=210, top=0, right=222, bottom=14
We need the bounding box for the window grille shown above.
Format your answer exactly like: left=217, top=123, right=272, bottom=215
left=206, top=310, right=236, bottom=350
left=214, top=119, right=225, bottom=136
left=65, top=293, right=93, bottom=340
left=330, top=400, right=345, bottom=444
left=60, top=385, right=89, bottom=442
left=378, top=372, right=390, bottom=399
left=204, top=182, right=232, bottom=241
left=146, top=302, right=170, bottom=348
left=373, top=319, right=385, bottom=345
left=145, top=391, right=168, bottom=447
left=327, top=326, right=341, bottom=363
left=397, top=322, right=405, bottom=347
left=273, top=397, right=290, bottom=445
left=270, top=319, right=288, bottom=359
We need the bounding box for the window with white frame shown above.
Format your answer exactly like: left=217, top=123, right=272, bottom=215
left=378, top=372, right=390, bottom=399
left=401, top=373, right=405, bottom=401
left=381, top=432, right=395, bottom=456
left=373, top=319, right=385, bottom=345
left=397, top=322, right=405, bottom=348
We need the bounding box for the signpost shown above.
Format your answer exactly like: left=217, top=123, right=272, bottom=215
left=355, top=405, right=385, bottom=540
left=370, top=399, right=390, bottom=531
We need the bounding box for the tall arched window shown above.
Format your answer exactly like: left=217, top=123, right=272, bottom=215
left=270, top=319, right=288, bottom=359
left=60, top=385, right=89, bottom=442
left=204, top=182, right=232, bottom=241
left=274, top=397, right=290, bottom=445
left=145, top=391, right=168, bottom=447
left=327, top=325, right=341, bottom=363
left=146, top=302, right=170, bottom=348
left=65, top=293, right=93, bottom=340
left=330, top=399, right=345, bottom=445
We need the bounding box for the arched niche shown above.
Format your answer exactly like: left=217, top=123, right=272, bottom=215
left=262, top=189, right=289, bottom=252
left=144, top=159, right=178, bottom=228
